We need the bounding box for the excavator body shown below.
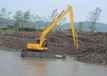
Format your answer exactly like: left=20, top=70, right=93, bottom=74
left=27, top=43, right=46, bottom=50
left=27, top=39, right=48, bottom=50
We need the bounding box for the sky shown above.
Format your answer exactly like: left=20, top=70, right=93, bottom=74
left=0, top=0, right=107, bottom=23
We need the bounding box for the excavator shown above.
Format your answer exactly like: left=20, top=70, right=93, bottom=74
left=21, top=5, right=78, bottom=58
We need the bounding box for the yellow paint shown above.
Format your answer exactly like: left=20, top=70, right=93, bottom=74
left=27, top=5, right=79, bottom=51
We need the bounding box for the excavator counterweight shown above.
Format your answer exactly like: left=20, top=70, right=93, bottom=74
left=21, top=5, right=78, bottom=58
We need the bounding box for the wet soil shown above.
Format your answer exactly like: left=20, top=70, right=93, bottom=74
left=0, top=31, right=107, bottom=64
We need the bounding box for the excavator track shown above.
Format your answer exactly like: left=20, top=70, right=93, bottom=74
left=21, top=49, right=66, bottom=59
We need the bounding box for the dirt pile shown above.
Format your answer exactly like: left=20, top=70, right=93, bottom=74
left=0, top=31, right=107, bottom=64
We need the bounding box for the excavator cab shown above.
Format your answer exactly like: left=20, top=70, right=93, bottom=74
left=36, top=38, right=48, bottom=47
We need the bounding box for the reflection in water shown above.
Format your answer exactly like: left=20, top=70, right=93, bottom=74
left=0, top=51, right=107, bottom=76
left=24, top=58, right=47, bottom=76
left=72, top=61, right=78, bottom=76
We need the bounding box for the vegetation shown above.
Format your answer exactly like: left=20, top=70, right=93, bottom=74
left=78, top=22, right=84, bottom=32
left=0, top=7, right=103, bottom=32
left=0, top=8, right=12, bottom=27
left=87, top=7, right=102, bottom=32
left=0, top=7, right=67, bottom=32
left=14, top=11, right=34, bottom=31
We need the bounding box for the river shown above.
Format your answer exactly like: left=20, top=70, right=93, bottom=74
left=0, top=50, right=107, bottom=76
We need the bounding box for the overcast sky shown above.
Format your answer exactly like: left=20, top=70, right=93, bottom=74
left=0, top=0, right=107, bottom=23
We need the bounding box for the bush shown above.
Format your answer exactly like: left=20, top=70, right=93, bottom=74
left=18, top=27, right=37, bottom=31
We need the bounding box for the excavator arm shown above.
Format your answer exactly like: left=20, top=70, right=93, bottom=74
left=27, top=5, right=78, bottom=51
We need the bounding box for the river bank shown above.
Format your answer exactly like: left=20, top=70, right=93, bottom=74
left=0, top=31, right=107, bottom=64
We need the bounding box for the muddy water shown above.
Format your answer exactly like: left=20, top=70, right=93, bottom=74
left=0, top=50, right=107, bottom=76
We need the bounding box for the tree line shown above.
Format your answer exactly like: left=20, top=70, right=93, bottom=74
left=0, top=8, right=66, bottom=31
left=78, top=7, right=102, bottom=32
left=0, top=7, right=102, bottom=32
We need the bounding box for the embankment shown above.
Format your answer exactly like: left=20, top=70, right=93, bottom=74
left=0, top=31, right=107, bottom=64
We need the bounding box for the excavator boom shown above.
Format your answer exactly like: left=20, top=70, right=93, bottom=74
left=39, top=5, right=78, bottom=49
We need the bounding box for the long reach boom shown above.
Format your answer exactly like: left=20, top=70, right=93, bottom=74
left=27, top=5, right=78, bottom=51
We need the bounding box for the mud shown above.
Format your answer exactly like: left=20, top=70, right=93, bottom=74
left=0, top=31, right=107, bottom=64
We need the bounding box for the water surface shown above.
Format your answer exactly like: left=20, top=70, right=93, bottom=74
left=0, top=50, right=107, bottom=76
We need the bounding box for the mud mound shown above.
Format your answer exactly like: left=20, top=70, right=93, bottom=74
left=0, top=31, right=107, bottom=64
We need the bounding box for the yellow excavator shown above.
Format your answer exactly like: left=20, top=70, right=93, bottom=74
left=21, top=5, right=78, bottom=58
